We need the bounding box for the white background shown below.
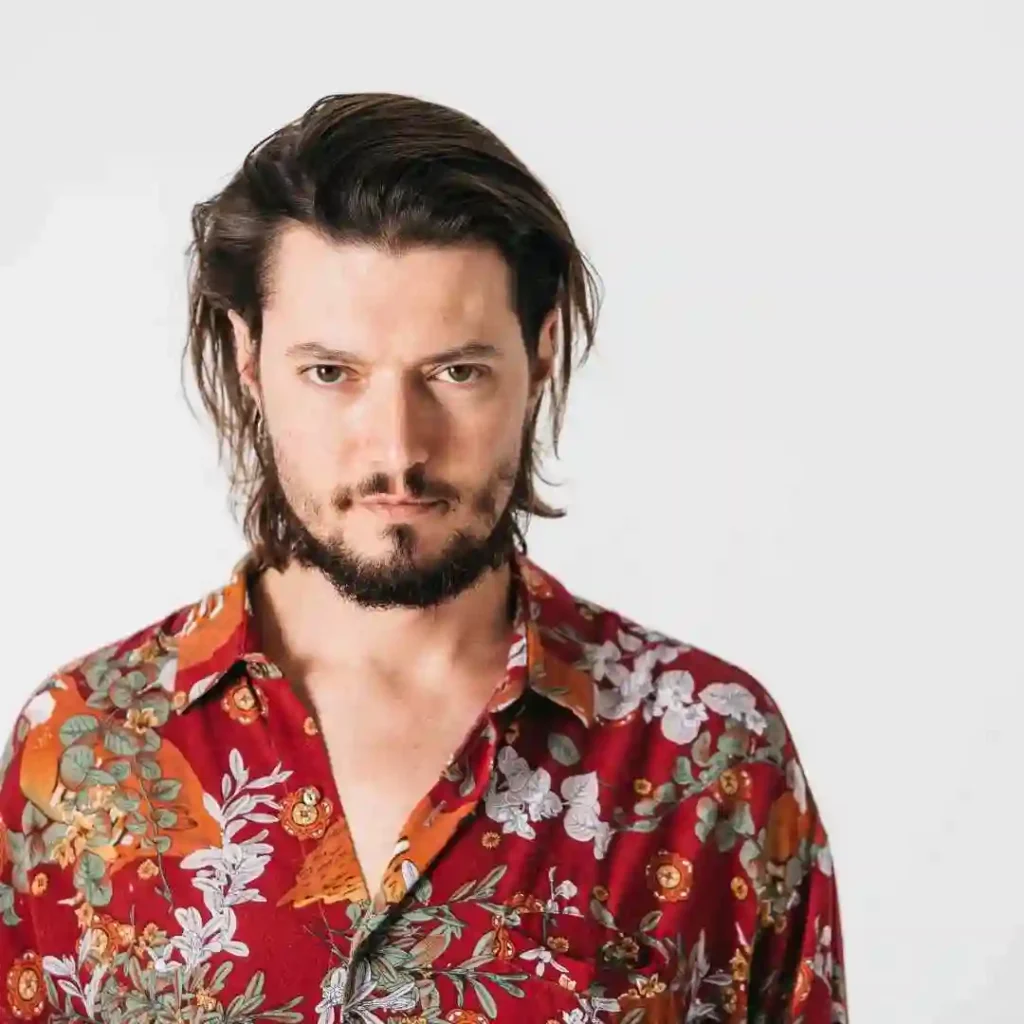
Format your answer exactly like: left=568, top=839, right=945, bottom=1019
left=1, top=3, right=1022, bottom=1019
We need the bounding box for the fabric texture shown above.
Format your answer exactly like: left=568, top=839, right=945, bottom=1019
left=0, top=552, right=847, bottom=1022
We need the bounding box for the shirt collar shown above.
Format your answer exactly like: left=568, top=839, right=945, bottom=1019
left=169, top=550, right=595, bottom=728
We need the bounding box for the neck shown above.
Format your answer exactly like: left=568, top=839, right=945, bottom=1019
left=250, top=556, right=517, bottom=699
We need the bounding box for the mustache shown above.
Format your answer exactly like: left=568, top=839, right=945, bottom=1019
left=334, top=466, right=462, bottom=508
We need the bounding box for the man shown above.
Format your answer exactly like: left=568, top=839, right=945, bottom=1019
left=0, top=93, right=846, bottom=1022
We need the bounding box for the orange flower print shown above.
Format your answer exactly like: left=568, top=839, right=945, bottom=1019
left=618, top=974, right=668, bottom=1017
left=279, top=786, right=334, bottom=840
left=634, top=975, right=667, bottom=998
left=491, top=924, right=515, bottom=960
left=546, top=935, right=570, bottom=953
left=137, top=859, right=160, bottom=880
left=221, top=680, right=266, bottom=725
left=767, top=791, right=811, bottom=864
left=52, top=811, right=97, bottom=868
left=302, top=715, right=319, bottom=736
left=481, top=831, right=500, bottom=849
left=74, top=902, right=95, bottom=930
left=6, top=951, right=45, bottom=1020
left=719, top=769, right=740, bottom=796
left=444, top=1010, right=489, bottom=1024
left=731, top=876, right=749, bottom=900
left=712, top=767, right=753, bottom=808
left=125, top=707, right=159, bottom=734
left=646, top=850, right=694, bottom=902
left=195, top=988, right=217, bottom=1012
left=86, top=914, right=132, bottom=965
left=730, top=948, right=750, bottom=983
left=633, top=778, right=653, bottom=796
left=507, top=891, right=545, bottom=914
left=791, top=959, right=815, bottom=1009
left=600, top=935, right=640, bottom=968
left=133, top=922, right=165, bottom=959
left=29, top=873, right=47, bottom=897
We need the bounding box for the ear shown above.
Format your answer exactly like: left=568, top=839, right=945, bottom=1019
left=228, top=310, right=260, bottom=408
left=529, top=307, right=559, bottom=408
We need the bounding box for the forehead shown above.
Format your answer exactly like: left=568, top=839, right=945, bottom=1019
left=262, top=224, right=521, bottom=351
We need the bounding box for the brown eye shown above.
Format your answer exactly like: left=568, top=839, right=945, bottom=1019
left=440, top=365, right=483, bottom=384
left=308, top=366, right=346, bottom=385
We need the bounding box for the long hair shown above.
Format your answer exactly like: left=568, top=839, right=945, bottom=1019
left=183, top=92, right=602, bottom=569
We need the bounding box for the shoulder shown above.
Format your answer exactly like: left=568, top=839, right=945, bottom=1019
left=551, top=580, right=835, bottom=857
left=538, top=571, right=792, bottom=752
left=0, top=593, right=202, bottom=799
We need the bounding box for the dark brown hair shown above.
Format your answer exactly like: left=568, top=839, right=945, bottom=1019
left=183, top=92, right=602, bottom=569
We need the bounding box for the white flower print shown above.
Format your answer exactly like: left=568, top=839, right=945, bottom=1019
left=162, top=750, right=290, bottom=972
left=593, top=646, right=660, bottom=721
left=581, top=639, right=631, bottom=687
left=520, top=945, right=571, bottom=978
left=42, top=933, right=105, bottom=1017
left=485, top=746, right=563, bottom=839
left=561, top=773, right=612, bottom=860
left=315, top=964, right=348, bottom=1024
left=699, top=681, right=767, bottom=734
left=541, top=866, right=583, bottom=916
left=562, top=994, right=622, bottom=1023
left=315, top=958, right=417, bottom=1024
left=643, top=669, right=709, bottom=744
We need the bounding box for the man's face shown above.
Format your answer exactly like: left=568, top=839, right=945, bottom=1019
left=230, top=225, right=554, bottom=608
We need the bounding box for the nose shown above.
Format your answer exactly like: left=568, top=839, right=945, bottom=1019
left=362, top=373, right=434, bottom=487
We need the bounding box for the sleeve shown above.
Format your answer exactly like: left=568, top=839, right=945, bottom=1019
left=746, top=745, right=848, bottom=1023
left=0, top=703, right=50, bottom=1023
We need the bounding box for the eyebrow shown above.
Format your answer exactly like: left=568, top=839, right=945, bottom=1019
left=285, top=340, right=503, bottom=364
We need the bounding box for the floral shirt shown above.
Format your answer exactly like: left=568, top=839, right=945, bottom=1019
left=0, top=552, right=847, bottom=1023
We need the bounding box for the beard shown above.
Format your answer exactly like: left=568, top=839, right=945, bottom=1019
left=270, top=458, right=521, bottom=610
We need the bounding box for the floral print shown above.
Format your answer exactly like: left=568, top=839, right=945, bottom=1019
left=0, top=551, right=846, bottom=1021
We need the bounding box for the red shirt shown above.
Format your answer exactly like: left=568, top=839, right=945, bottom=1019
left=0, top=552, right=847, bottom=1022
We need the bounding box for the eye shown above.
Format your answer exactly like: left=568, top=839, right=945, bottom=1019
left=302, top=365, right=350, bottom=385
left=436, top=364, right=487, bottom=385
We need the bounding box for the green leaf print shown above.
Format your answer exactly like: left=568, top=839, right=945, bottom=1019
left=109, top=678, right=136, bottom=709
left=149, top=779, right=182, bottom=801
left=104, top=727, right=142, bottom=756
left=76, top=849, right=106, bottom=881
left=0, top=883, right=21, bottom=927
left=59, top=744, right=96, bottom=787
left=723, top=733, right=751, bottom=759
left=692, top=731, right=712, bottom=766
left=548, top=732, right=581, bottom=766
left=469, top=977, right=498, bottom=1019
left=714, top=818, right=739, bottom=852
left=154, top=809, right=178, bottom=829
left=673, top=756, right=695, bottom=785
left=590, top=896, right=616, bottom=930
left=731, top=802, right=756, bottom=836
left=137, top=757, right=161, bottom=781
left=59, top=714, right=99, bottom=747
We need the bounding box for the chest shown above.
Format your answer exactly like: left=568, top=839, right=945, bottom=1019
left=308, top=685, right=493, bottom=897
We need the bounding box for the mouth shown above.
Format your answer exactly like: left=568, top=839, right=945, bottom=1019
left=359, top=498, right=446, bottom=518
